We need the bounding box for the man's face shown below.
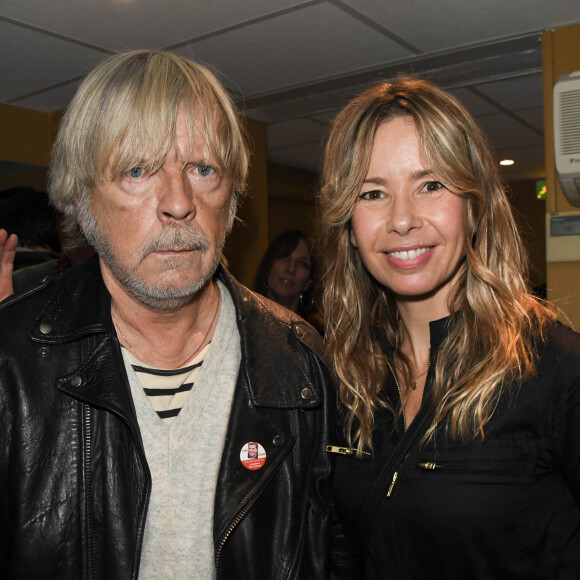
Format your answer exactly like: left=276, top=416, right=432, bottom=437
left=80, top=107, right=233, bottom=310
left=248, top=444, right=258, bottom=459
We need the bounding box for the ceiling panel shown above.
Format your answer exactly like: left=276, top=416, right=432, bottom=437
left=13, top=80, right=84, bottom=113
left=447, top=87, right=501, bottom=116
left=0, top=0, right=314, bottom=52
left=173, top=3, right=413, bottom=97
left=339, top=0, right=580, bottom=53
left=476, top=112, right=544, bottom=151
left=0, top=21, right=107, bottom=103
left=515, top=107, right=544, bottom=134
left=475, top=73, right=544, bottom=110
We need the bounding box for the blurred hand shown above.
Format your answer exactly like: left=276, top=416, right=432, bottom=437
left=0, top=229, right=17, bottom=301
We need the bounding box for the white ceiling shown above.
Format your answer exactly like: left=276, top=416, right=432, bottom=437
left=1, top=0, right=579, bottom=181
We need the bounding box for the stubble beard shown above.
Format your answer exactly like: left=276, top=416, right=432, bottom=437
left=78, top=194, right=224, bottom=311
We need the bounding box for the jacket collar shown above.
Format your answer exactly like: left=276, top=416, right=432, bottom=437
left=378, top=316, right=450, bottom=357
left=217, top=265, right=325, bottom=409
left=31, top=256, right=324, bottom=410
left=29, top=255, right=112, bottom=344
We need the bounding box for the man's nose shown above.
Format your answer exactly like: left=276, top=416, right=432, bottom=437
left=158, top=169, right=196, bottom=222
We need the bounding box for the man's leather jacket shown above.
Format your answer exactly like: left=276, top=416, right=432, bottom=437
left=0, top=256, right=334, bottom=579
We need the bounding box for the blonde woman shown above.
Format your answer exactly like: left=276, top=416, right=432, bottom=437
left=320, top=78, right=580, bottom=578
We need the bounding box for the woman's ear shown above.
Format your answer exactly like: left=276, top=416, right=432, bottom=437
left=350, top=228, right=358, bottom=248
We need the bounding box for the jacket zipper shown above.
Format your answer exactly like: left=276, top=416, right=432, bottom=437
left=384, top=352, right=430, bottom=498
left=214, top=462, right=283, bottom=579
left=326, top=445, right=372, bottom=458
left=83, top=403, right=96, bottom=580
left=419, top=462, right=510, bottom=475
left=385, top=357, right=405, bottom=498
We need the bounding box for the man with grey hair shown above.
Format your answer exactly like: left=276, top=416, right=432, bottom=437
left=0, top=50, right=333, bottom=579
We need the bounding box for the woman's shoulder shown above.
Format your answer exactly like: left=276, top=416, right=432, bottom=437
left=532, top=320, right=580, bottom=394
left=542, top=320, right=580, bottom=358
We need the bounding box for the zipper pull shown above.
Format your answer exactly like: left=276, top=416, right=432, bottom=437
left=386, top=471, right=398, bottom=497
left=326, top=445, right=355, bottom=456
left=419, top=462, right=438, bottom=470
left=326, top=445, right=372, bottom=457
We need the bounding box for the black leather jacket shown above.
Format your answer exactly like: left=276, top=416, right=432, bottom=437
left=0, top=257, right=334, bottom=579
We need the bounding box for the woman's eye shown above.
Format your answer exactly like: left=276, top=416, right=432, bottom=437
left=422, top=181, right=445, bottom=193
left=128, top=167, right=145, bottom=179
left=359, top=190, right=384, bottom=200
left=195, top=165, right=216, bottom=177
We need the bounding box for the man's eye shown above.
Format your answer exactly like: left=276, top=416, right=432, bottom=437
left=195, top=165, right=215, bottom=177
left=128, top=167, right=145, bottom=179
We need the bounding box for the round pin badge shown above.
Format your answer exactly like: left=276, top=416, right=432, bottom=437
left=240, top=442, right=266, bottom=471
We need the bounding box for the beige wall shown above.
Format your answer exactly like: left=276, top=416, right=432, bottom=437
left=267, top=162, right=318, bottom=241
left=0, top=103, right=61, bottom=191
left=543, top=24, right=580, bottom=329
left=0, top=103, right=59, bottom=167
left=223, top=117, right=269, bottom=287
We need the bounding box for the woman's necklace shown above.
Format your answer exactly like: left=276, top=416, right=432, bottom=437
left=408, top=348, right=431, bottom=391
left=111, top=290, right=221, bottom=369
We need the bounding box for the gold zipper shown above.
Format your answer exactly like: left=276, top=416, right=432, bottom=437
left=419, top=462, right=437, bottom=470
left=386, top=471, right=398, bottom=497
left=384, top=351, right=431, bottom=498
left=214, top=460, right=284, bottom=578
left=326, top=445, right=371, bottom=457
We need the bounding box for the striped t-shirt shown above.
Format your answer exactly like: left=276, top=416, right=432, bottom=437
left=120, top=344, right=210, bottom=423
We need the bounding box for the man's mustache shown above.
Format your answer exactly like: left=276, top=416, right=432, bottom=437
left=139, top=226, right=210, bottom=259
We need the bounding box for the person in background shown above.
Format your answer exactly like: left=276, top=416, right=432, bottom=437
left=319, top=78, right=580, bottom=578
left=254, top=229, right=323, bottom=333
left=0, top=188, right=61, bottom=271
left=0, top=229, right=17, bottom=301
left=0, top=215, right=94, bottom=301
left=0, top=49, right=334, bottom=579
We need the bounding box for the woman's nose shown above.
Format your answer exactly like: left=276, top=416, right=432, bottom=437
left=386, top=196, right=420, bottom=235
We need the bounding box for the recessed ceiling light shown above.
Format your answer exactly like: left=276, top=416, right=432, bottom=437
left=499, top=159, right=515, bottom=166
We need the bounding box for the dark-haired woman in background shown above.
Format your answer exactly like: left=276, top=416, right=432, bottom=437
left=319, top=78, right=580, bottom=578
left=254, top=230, right=323, bottom=333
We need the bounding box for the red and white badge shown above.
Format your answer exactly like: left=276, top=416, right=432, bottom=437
left=240, top=442, right=266, bottom=470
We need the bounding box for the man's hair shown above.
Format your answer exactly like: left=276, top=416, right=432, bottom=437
left=318, top=78, right=556, bottom=453
left=49, top=49, right=249, bottom=246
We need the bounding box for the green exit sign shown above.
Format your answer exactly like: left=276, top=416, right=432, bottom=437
left=536, top=179, right=546, bottom=200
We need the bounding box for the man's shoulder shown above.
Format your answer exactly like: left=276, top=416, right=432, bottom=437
left=0, top=257, right=105, bottom=336
left=218, top=268, right=326, bottom=363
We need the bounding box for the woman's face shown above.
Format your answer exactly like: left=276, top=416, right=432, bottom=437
left=266, top=238, right=311, bottom=309
left=350, top=116, right=467, bottom=312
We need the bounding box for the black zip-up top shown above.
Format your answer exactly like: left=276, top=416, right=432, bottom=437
left=332, top=317, right=580, bottom=579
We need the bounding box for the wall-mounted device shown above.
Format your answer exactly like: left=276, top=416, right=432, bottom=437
left=546, top=211, right=580, bottom=262
left=554, top=71, right=580, bottom=206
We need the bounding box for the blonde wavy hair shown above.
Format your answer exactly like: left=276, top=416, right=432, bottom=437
left=49, top=49, right=248, bottom=248
left=319, top=78, right=556, bottom=453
